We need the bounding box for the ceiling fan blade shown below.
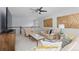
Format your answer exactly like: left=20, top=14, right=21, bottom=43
left=40, top=10, right=47, bottom=12
left=39, top=7, right=43, bottom=10
left=30, top=8, right=38, bottom=12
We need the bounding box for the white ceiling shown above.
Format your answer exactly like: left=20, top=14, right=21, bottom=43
left=9, top=7, right=71, bottom=17
left=8, top=7, right=79, bottom=20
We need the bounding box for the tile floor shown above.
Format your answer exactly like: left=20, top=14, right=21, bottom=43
left=15, top=34, right=37, bottom=51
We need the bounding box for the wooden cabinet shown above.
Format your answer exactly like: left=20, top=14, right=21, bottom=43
left=57, top=13, right=79, bottom=28
left=0, top=33, right=15, bottom=51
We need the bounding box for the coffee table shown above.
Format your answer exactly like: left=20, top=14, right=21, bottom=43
left=29, top=33, right=45, bottom=46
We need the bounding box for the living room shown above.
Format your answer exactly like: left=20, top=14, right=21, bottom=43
left=0, top=7, right=79, bottom=51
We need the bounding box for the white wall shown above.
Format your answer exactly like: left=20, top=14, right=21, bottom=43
left=12, top=16, right=34, bottom=27
left=12, top=16, right=35, bottom=34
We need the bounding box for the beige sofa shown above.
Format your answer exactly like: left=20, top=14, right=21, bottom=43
left=22, top=27, right=35, bottom=37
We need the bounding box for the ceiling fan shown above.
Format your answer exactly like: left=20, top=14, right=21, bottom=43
left=31, top=7, right=47, bottom=14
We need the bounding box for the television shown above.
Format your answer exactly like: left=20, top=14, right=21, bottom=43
left=0, top=7, right=12, bottom=33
